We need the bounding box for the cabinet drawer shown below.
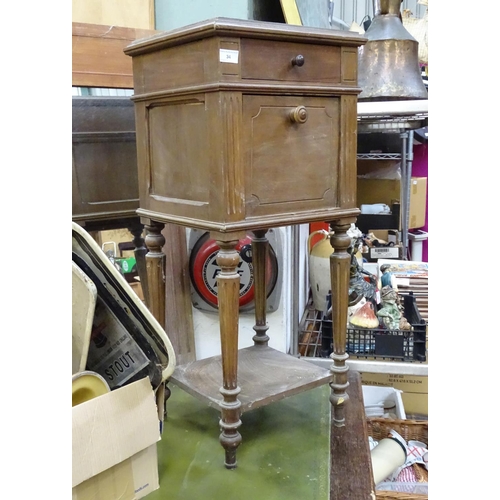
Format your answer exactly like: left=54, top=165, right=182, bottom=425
left=240, top=38, right=342, bottom=84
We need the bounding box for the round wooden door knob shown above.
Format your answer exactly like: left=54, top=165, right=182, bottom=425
left=289, top=105, right=308, bottom=123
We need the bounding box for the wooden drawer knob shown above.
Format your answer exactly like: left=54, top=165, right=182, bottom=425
left=291, top=54, right=305, bottom=67
left=289, top=105, right=308, bottom=124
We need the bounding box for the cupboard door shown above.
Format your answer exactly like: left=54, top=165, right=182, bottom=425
left=243, top=94, right=340, bottom=218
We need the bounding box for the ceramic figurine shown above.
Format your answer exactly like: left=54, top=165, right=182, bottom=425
left=377, top=286, right=401, bottom=330
left=347, top=238, right=378, bottom=307
left=380, top=263, right=393, bottom=288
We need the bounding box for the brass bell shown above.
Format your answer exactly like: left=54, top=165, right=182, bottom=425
left=358, top=0, right=428, bottom=101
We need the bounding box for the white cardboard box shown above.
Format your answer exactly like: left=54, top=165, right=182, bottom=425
left=72, top=377, right=161, bottom=500
left=362, top=385, right=406, bottom=420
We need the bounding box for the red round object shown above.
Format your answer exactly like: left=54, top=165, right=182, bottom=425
left=190, top=233, right=277, bottom=309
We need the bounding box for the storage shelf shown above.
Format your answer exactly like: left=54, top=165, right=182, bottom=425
left=171, top=344, right=332, bottom=413
left=356, top=153, right=402, bottom=160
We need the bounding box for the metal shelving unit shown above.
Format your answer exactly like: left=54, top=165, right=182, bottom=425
left=356, top=100, right=428, bottom=258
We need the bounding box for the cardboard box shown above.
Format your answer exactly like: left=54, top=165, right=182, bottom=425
left=359, top=372, right=428, bottom=393
left=408, top=177, right=427, bottom=229
left=369, top=230, right=399, bottom=245
left=72, top=377, right=161, bottom=500
left=357, top=177, right=427, bottom=229
left=359, top=372, right=428, bottom=417
left=362, top=245, right=403, bottom=262
left=401, top=392, right=428, bottom=416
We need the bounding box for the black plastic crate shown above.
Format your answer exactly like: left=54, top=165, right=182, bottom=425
left=321, top=292, right=426, bottom=361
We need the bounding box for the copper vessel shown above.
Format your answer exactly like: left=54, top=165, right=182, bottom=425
left=358, top=0, right=428, bottom=101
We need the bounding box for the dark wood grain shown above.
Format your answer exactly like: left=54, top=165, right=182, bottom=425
left=144, top=220, right=166, bottom=325
left=171, top=345, right=332, bottom=412
left=330, top=369, right=375, bottom=499
left=162, top=224, right=196, bottom=365
left=126, top=18, right=366, bottom=468
left=126, top=19, right=364, bottom=232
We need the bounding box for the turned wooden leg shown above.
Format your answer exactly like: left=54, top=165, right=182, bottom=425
left=213, top=232, right=244, bottom=469
left=328, top=221, right=352, bottom=427
left=128, top=221, right=150, bottom=308
left=144, top=220, right=166, bottom=327
left=144, top=221, right=171, bottom=420
left=251, top=229, right=270, bottom=346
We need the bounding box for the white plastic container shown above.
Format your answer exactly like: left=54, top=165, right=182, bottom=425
left=362, top=385, right=406, bottom=419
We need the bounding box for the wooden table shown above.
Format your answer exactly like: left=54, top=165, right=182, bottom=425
left=125, top=17, right=365, bottom=468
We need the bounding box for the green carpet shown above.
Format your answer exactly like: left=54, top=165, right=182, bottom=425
left=149, top=383, right=332, bottom=500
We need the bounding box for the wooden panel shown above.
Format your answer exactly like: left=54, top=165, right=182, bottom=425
left=72, top=136, right=139, bottom=217
left=338, top=94, right=358, bottom=209
left=330, top=369, right=375, bottom=499
left=241, top=38, right=341, bottom=83
left=72, top=0, right=155, bottom=30
left=243, top=94, right=340, bottom=216
left=72, top=22, right=159, bottom=88
left=162, top=224, right=196, bottom=365
left=131, top=39, right=211, bottom=95
left=148, top=98, right=210, bottom=203
left=72, top=97, right=139, bottom=221
left=171, top=345, right=332, bottom=412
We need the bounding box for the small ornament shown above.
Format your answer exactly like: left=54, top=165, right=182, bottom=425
left=350, top=301, right=380, bottom=329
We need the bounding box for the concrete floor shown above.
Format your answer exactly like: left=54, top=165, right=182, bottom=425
left=149, top=383, right=332, bottom=500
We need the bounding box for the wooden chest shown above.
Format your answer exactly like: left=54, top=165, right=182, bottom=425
left=124, top=17, right=365, bottom=232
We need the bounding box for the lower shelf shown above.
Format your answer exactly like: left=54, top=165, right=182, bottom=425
left=171, top=344, right=333, bottom=413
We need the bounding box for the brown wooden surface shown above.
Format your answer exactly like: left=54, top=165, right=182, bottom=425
left=171, top=345, right=332, bottom=413
left=72, top=96, right=149, bottom=298
left=72, top=0, right=155, bottom=30
left=161, top=224, right=196, bottom=365
left=126, top=18, right=363, bottom=232
left=214, top=237, right=243, bottom=468
left=127, top=18, right=365, bottom=468
left=330, top=369, right=375, bottom=499
left=240, top=38, right=342, bottom=83
left=250, top=230, right=270, bottom=346
left=72, top=22, right=159, bottom=89
left=72, top=96, right=139, bottom=222
left=329, top=221, right=354, bottom=426
left=144, top=221, right=166, bottom=325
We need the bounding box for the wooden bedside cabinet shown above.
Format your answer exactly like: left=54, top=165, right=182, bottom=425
left=125, top=17, right=365, bottom=469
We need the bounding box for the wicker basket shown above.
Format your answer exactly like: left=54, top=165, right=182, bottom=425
left=367, top=418, right=428, bottom=500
